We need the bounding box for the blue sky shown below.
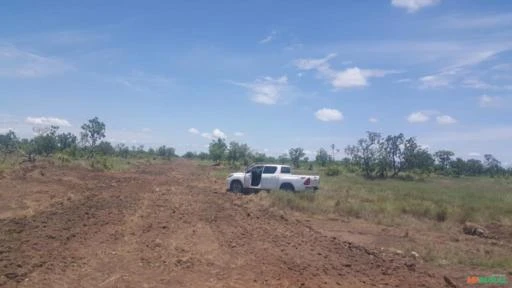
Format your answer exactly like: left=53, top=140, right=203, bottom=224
left=1, top=0, right=512, bottom=164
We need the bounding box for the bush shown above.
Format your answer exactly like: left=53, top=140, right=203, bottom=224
left=325, top=165, right=341, bottom=176
left=55, top=153, right=71, bottom=164
left=435, top=206, right=448, bottom=222
left=397, top=173, right=415, bottom=181
left=89, top=157, right=112, bottom=171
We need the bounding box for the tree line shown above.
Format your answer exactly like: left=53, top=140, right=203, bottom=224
left=341, top=132, right=510, bottom=178
left=1, top=119, right=510, bottom=178
left=0, top=117, right=176, bottom=163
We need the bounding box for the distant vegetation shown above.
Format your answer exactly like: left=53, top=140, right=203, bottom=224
left=0, top=117, right=176, bottom=171
left=1, top=119, right=511, bottom=177
left=188, top=131, right=511, bottom=179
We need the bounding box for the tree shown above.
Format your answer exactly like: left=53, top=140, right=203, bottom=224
left=96, top=141, right=115, bottom=156
left=278, top=154, right=289, bottom=164
left=252, top=152, right=267, bottom=163
left=32, top=126, right=59, bottom=156
left=209, top=138, right=227, bottom=163
left=381, top=134, right=405, bottom=177
left=345, top=132, right=381, bottom=178
left=0, top=130, right=19, bottom=161
left=484, top=154, right=502, bottom=177
left=450, top=158, right=466, bottom=177
left=198, top=152, right=209, bottom=161
left=316, top=148, right=329, bottom=167
left=402, top=137, right=434, bottom=174
left=227, top=141, right=251, bottom=165
left=410, top=149, right=435, bottom=174
left=433, top=150, right=455, bottom=172
left=115, top=144, right=130, bottom=158
left=80, top=117, right=106, bottom=157
left=56, top=132, right=77, bottom=151
left=465, top=159, right=484, bottom=176
left=330, top=144, right=339, bottom=162
left=157, top=145, right=176, bottom=160
left=289, top=147, right=305, bottom=168
left=183, top=151, right=196, bottom=159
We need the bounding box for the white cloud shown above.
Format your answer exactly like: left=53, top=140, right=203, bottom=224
left=419, top=144, right=430, bottom=150
left=232, top=76, right=289, bottom=105
left=212, top=128, right=226, bottom=139
left=479, top=94, right=501, bottom=108
left=407, top=111, right=430, bottom=123
left=25, top=116, right=71, bottom=127
left=468, top=152, right=481, bottom=157
left=188, top=128, right=200, bottom=134
left=201, top=133, right=212, bottom=139
left=0, top=45, right=71, bottom=78
left=418, top=46, right=509, bottom=90
left=369, top=117, right=379, bottom=123
left=331, top=67, right=368, bottom=88
left=315, top=108, right=343, bottom=122
left=234, top=132, right=244, bottom=137
left=295, top=53, right=336, bottom=71
left=198, top=129, right=227, bottom=140
left=259, top=30, right=277, bottom=44
left=436, top=115, right=457, bottom=125
left=419, top=74, right=451, bottom=88
left=295, top=54, right=397, bottom=89
left=0, top=127, right=13, bottom=133
left=391, top=0, right=440, bottom=13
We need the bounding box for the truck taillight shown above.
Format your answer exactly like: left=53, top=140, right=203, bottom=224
left=304, top=177, right=311, bottom=185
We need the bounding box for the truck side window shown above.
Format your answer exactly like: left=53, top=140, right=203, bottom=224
left=263, top=166, right=278, bottom=174
left=280, top=166, right=291, bottom=174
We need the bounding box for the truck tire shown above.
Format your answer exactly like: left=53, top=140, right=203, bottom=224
left=279, top=183, right=295, bottom=192
left=230, top=180, right=244, bottom=194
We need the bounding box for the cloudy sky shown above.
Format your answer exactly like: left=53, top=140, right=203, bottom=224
left=1, top=0, right=511, bottom=164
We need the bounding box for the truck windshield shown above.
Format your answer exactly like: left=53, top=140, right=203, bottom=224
left=280, top=166, right=291, bottom=174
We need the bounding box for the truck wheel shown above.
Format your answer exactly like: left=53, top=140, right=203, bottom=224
left=279, top=183, right=295, bottom=192
left=230, top=181, right=244, bottom=194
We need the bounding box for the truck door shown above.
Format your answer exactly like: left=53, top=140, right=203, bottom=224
left=244, top=165, right=264, bottom=188
left=260, top=166, right=279, bottom=189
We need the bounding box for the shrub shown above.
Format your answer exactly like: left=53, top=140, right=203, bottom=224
left=325, top=165, right=341, bottom=176
left=89, top=157, right=112, bottom=171
left=435, top=206, right=448, bottom=222
left=398, top=173, right=415, bottom=181
left=55, top=153, right=71, bottom=164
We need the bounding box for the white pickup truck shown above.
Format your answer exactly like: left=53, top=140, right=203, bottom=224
left=226, top=164, right=320, bottom=194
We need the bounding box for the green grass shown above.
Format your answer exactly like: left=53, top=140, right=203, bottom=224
left=216, top=163, right=512, bottom=226
left=215, top=164, right=512, bottom=270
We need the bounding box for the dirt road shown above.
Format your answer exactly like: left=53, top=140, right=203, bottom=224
left=0, top=160, right=466, bottom=287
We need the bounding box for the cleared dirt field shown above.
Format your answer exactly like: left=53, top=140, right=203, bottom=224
left=0, top=160, right=508, bottom=287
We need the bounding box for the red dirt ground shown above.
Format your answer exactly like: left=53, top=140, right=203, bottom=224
left=0, top=160, right=508, bottom=287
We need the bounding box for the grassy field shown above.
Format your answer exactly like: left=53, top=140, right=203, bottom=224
left=214, top=163, right=512, bottom=270
left=215, top=164, right=512, bottom=226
